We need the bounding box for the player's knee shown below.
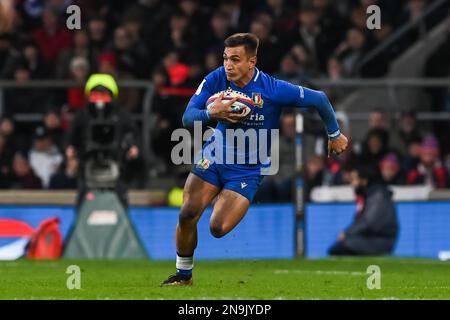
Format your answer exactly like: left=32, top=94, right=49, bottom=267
left=209, top=223, right=226, bottom=238
left=179, top=204, right=200, bottom=225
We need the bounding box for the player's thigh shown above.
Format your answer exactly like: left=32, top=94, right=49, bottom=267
left=180, top=172, right=220, bottom=222
left=209, top=189, right=250, bottom=234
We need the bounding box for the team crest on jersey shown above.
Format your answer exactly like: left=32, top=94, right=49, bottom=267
left=252, top=93, right=264, bottom=108
left=196, top=158, right=210, bottom=170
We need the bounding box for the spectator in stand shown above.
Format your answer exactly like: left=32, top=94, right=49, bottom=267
left=123, top=0, right=171, bottom=58
left=178, top=0, right=209, bottom=46
left=257, top=0, right=297, bottom=39
left=96, top=51, right=141, bottom=113
left=304, top=155, right=325, bottom=202
left=10, top=151, right=42, bottom=189
left=322, top=56, right=347, bottom=103
left=407, top=135, right=449, bottom=188
left=390, top=111, right=423, bottom=156
left=43, top=109, right=66, bottom=151
left=204, top=11, right=234, bottom=56
left=219, top=0, right=249, bottom=31
left=122, top=16, right=153, bottom=75
left=28, top=125, right=63, bottom=189
left=49, top=157, right=79, bottom=189
left=0, top=133, right=14, bottom=188
left=274, top=53, right=308, bottom=82
left=249, top=15, right=285, bottom=75
left=67, top=56, right=90, bottom=110
left=295, top=4, right=339, bottom=75
left=368, top=107, right=388, bottom=130
left=402, top=137, right=422, bottom=173
left=32, top=7, right=72, bottom=70
left=163, top=51, right=190, bottom=87
left=358, top=128, right=390, bottom=173
left=293, top=4, right=322, bottom=75
left=0, top=32, right=20, bottom=79
left=110, top=26, right=149, bottom=79
left=380, top=153, right=406, bottom=185
left=87, top=16, right=109, bottom=69
left=21, top=42, right=48, bottom=79
left=4, top=64, right=47, bottom=114
left=56, top=30, right=91, bottom=79
left=312, top=0, right=348, bottom=52
left=0, top=117, right=20, bottom=154
left=355, top=107, right=390, bottom=156
left=289, top=43, right=317, bottom=78
left=204, top=51, right=221, bottom=75
left=157, top=12, right=194, bottom=63
left=335, top=27, right=369, bottom=77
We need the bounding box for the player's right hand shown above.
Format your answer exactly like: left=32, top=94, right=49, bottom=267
left=328, top=133, right=348, bottom=157
left=208, top=92, right=248, bottom=124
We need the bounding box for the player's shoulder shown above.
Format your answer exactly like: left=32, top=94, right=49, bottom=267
left=205, top=66, right=226, bottom=83
left=256, top=68, right=304, bottom=100
left=201, top=66, right=227, bottom=92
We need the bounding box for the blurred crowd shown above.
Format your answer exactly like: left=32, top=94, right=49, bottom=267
left=0, top=0, right=450, bottom=197
left=254, top=108, right=450, bottom=202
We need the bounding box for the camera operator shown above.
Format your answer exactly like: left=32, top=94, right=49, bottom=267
left=66, top=74, right=143, bottom=208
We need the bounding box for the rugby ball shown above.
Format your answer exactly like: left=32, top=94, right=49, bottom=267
left=206, top=89, right=254, bottom=119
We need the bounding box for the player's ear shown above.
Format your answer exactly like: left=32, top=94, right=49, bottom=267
left=249, top=55, right=257, bottom=69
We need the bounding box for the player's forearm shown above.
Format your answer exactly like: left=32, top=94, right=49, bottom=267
left=182, top=104, right=211, bottom=127
left=303, top=88, right=340, bottom=139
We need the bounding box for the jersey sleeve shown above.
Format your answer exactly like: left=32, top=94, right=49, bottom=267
left=274, top=79, right=341, bottom=138
left=182, top=70, right=218, bottom=127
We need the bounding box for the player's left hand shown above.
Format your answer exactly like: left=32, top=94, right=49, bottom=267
left=328, top=133, right=348, bottom=157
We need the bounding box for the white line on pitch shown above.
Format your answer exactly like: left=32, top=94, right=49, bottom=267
left=273, top=270, right=365, bottom=276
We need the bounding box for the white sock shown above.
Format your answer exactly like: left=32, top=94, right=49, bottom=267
left=176, top=254, right=194, bottom=271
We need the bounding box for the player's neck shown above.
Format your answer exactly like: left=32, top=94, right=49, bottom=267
left=233, top=68, right=255, bottom=88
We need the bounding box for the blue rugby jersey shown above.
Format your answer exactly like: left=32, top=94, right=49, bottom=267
left=182, top=66, right=340, bottom=171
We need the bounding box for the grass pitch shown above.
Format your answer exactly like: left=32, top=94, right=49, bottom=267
left=0, top=257, right=449, bottom=300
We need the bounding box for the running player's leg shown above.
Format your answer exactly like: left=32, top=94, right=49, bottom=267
left=209, top=189, right=250, bottom=238
left=176, top=173, right=220, bottom=255
left=162, top=172, right=219, bottom=286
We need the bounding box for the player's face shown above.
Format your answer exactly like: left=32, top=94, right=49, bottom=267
left=223, top=46, right=256, bottom=83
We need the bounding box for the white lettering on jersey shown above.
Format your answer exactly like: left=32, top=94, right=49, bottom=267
left=298, top=85, right=304, bottom=99
left=195, top=79, right=206, bottom=95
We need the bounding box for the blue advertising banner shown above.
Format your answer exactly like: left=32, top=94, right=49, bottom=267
left=305, top=202, right=450, bottom=259
left=129, top=204, right=296, bottom=260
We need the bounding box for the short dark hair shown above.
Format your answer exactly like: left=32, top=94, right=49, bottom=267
left=224, top=33, right=259, bottom=56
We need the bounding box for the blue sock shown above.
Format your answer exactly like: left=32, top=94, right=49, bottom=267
left=176, top=268, right=192, bottom=277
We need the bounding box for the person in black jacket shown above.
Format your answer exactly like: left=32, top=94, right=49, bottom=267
left=65, top=74, right=144, bottom=208
left=328, top=165, right=398, bottom=256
